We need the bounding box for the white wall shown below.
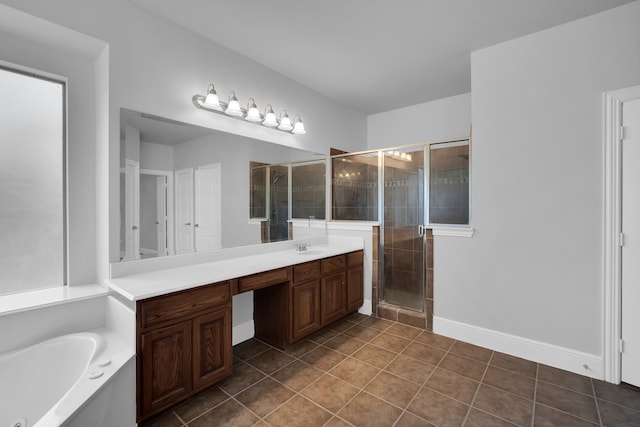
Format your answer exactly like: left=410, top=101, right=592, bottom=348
left=367, top=93, right=471, bottom=149
left=436, top=1, right=640, bottom=370
left=0, top=0, right=368, bottom=283
left=140, top=142, right=174, bottom=171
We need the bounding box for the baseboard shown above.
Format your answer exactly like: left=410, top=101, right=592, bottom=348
left=433, top=316, right=604, bottom=380
left=232, top=320, right=254, bottom=346
left=358, top=299, right=373, bottom=316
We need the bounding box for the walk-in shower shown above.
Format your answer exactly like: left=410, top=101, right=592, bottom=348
left=332, top=139, right=470, bottom=321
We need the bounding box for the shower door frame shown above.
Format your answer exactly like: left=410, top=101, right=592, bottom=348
left=379, top=145, right=428, bottom=312
left=330, top=137, right=471, bottom=314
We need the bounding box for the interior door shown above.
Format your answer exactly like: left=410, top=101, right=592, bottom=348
left=175, top=168, right=194, bottom=254
left=621, top=98, right=640, bottom=387
left=194, top=164, right=222, bottom=251
left=123, top=159, right=140, bottom=261
left=156, top=176, right=167, bottom=257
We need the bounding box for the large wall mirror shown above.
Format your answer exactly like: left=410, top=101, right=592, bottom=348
left=119, top=109, right=325, bottom=262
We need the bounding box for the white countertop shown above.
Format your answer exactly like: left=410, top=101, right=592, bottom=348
left=107, top=238, right=363, bottom=302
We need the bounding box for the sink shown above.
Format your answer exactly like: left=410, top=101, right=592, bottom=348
left=297, top=250, right=324, bottom=256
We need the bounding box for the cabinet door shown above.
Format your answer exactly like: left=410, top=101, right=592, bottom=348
left=347, top=266, right=364, bottom=312
left=140, top=321, right=192, bottom=417
left=321, top=272, right=346, bottom=325
left=290, top=279, right=321, bottom=341
left=193, top=307, right=232, bottom=391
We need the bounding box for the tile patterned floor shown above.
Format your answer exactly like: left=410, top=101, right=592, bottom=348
left=143, top=314, right=640, bottom=427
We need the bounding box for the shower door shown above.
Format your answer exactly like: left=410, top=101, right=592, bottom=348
left=381, top=147, right=426, bottom=311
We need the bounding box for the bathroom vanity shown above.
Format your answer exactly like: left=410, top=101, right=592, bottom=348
left=108, top=238, right=364, bottom=422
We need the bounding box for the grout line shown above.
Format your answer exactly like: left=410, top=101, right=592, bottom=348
left=395, top=334, right=454, bottom=425
left=591, top=377, right=604, bottom=427
left=461, top=349, right=494, bottom=426
left=171, top=315, right=640, bottom=427
left=172, top=410, right=188, bottom=427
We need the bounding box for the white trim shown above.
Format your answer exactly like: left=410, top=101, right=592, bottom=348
left=603, top=85, right=640, bottom=383
left=288, top=218, right=328, bottom=229
left=431, top=225, right=474, bottom=237
left=248, top=218, right=266, bottom=226
left=358, top=299, right=373, bottom=316
left=232, top=320, right=254, bottom=345
left=0, top=284, right=108, bottom=317
left=434, top=316, right=603, bottom=380
left=327, top=221, right=380, bottom=232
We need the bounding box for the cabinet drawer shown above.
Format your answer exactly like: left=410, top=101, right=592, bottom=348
left=238, top=267, right=290, bottom=292
left=321, top=255, right=346, bottom=274
left=293, top=261, right=320, bottom=283
left=139, top=282, right=230, bottom=330
left=347, top=251, right=363, bottom=268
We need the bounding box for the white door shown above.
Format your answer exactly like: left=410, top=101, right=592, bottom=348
left=156, top=176, right=167, bottom=257
left=175, top=168, right=194, bottom=254
left=621, top=98, right=640, bottom=387
left=123, top=159, right=140, bottom=260
left=194, top=164, right=222, bottom=251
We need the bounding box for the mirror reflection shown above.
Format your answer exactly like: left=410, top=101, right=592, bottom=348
left=250, top=160, right=326, bottom=244
left=119, top=109, right=325, bottom=262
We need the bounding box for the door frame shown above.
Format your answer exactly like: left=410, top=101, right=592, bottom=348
left=140, top=169, right=174, bottom=257
left=603, top=84, right=640, bottom=383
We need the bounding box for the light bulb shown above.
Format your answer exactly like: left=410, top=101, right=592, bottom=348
left=225, top=91, right=243, bottom=117
left=263, top=105, right=278, bottom=127
left=245, top=98, right=261, bottom=122
left=203, top=83, right=222, bottom=111
left=292, top=116, right=306, bottom=134
left=278, top=110, right=293, bottom=131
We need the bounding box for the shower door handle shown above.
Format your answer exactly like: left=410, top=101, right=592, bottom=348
left=417, top=224, right=425, bottom=236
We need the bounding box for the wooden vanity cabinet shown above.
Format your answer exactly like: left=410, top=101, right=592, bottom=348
left=254, top=252, right=365, bottom=348
left=136, top=281, right=232, bottom=422
left=346, top=251, right=364, bottom=312
left=290, top=262, right=322, bottom=342
left=135, top=249, right=364, bottom=420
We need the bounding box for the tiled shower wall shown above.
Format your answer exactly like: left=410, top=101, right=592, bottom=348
left=374, top=228, right=434, bottom=331
left=292, top=163, right=325, bottom=220
left=331, top=158, right=378, bottom=221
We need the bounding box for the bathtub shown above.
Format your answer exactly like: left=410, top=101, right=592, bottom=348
left=0, top=330, right=134, bottom=427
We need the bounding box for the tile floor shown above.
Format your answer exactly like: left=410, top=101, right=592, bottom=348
left=143, top=314, right=640, bottom=427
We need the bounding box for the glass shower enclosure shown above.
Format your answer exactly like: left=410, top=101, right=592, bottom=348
left=331, top=139, right=470, bottom=313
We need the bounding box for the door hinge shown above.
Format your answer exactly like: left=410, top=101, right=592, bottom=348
left=620, top=126, right=628, bottom=140
left=620, top=233, right=625, bottom=247
left=620, top=339, right=625, bottom=353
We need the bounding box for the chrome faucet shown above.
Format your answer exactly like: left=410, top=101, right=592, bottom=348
left=296, top=241, right=311, bottom=252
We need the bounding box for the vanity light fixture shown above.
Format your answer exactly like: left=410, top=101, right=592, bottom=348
left=278, top=110, right=293, bottom=131
left=192, top=83, right=307, bottom=135
left=245, top=98, right=261, bottom=123
left=224, top=91, right=243, bottom=117
left=385, top=150, right=413, bottom=162
left=292, top=115, right=306, bottom=134
left=203, top=84, right=222, bottom=111
left=263, top=104, right=278, bottom=127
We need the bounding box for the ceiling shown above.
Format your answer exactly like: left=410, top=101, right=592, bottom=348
left=131, top=0, right=634, bottom=115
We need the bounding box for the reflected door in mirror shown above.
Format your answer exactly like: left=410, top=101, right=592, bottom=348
left=175, top=168, right=194, bottom=254
left=123, top=159, right=140, bottom=261
left=194, top=164, right=222, bottom=251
